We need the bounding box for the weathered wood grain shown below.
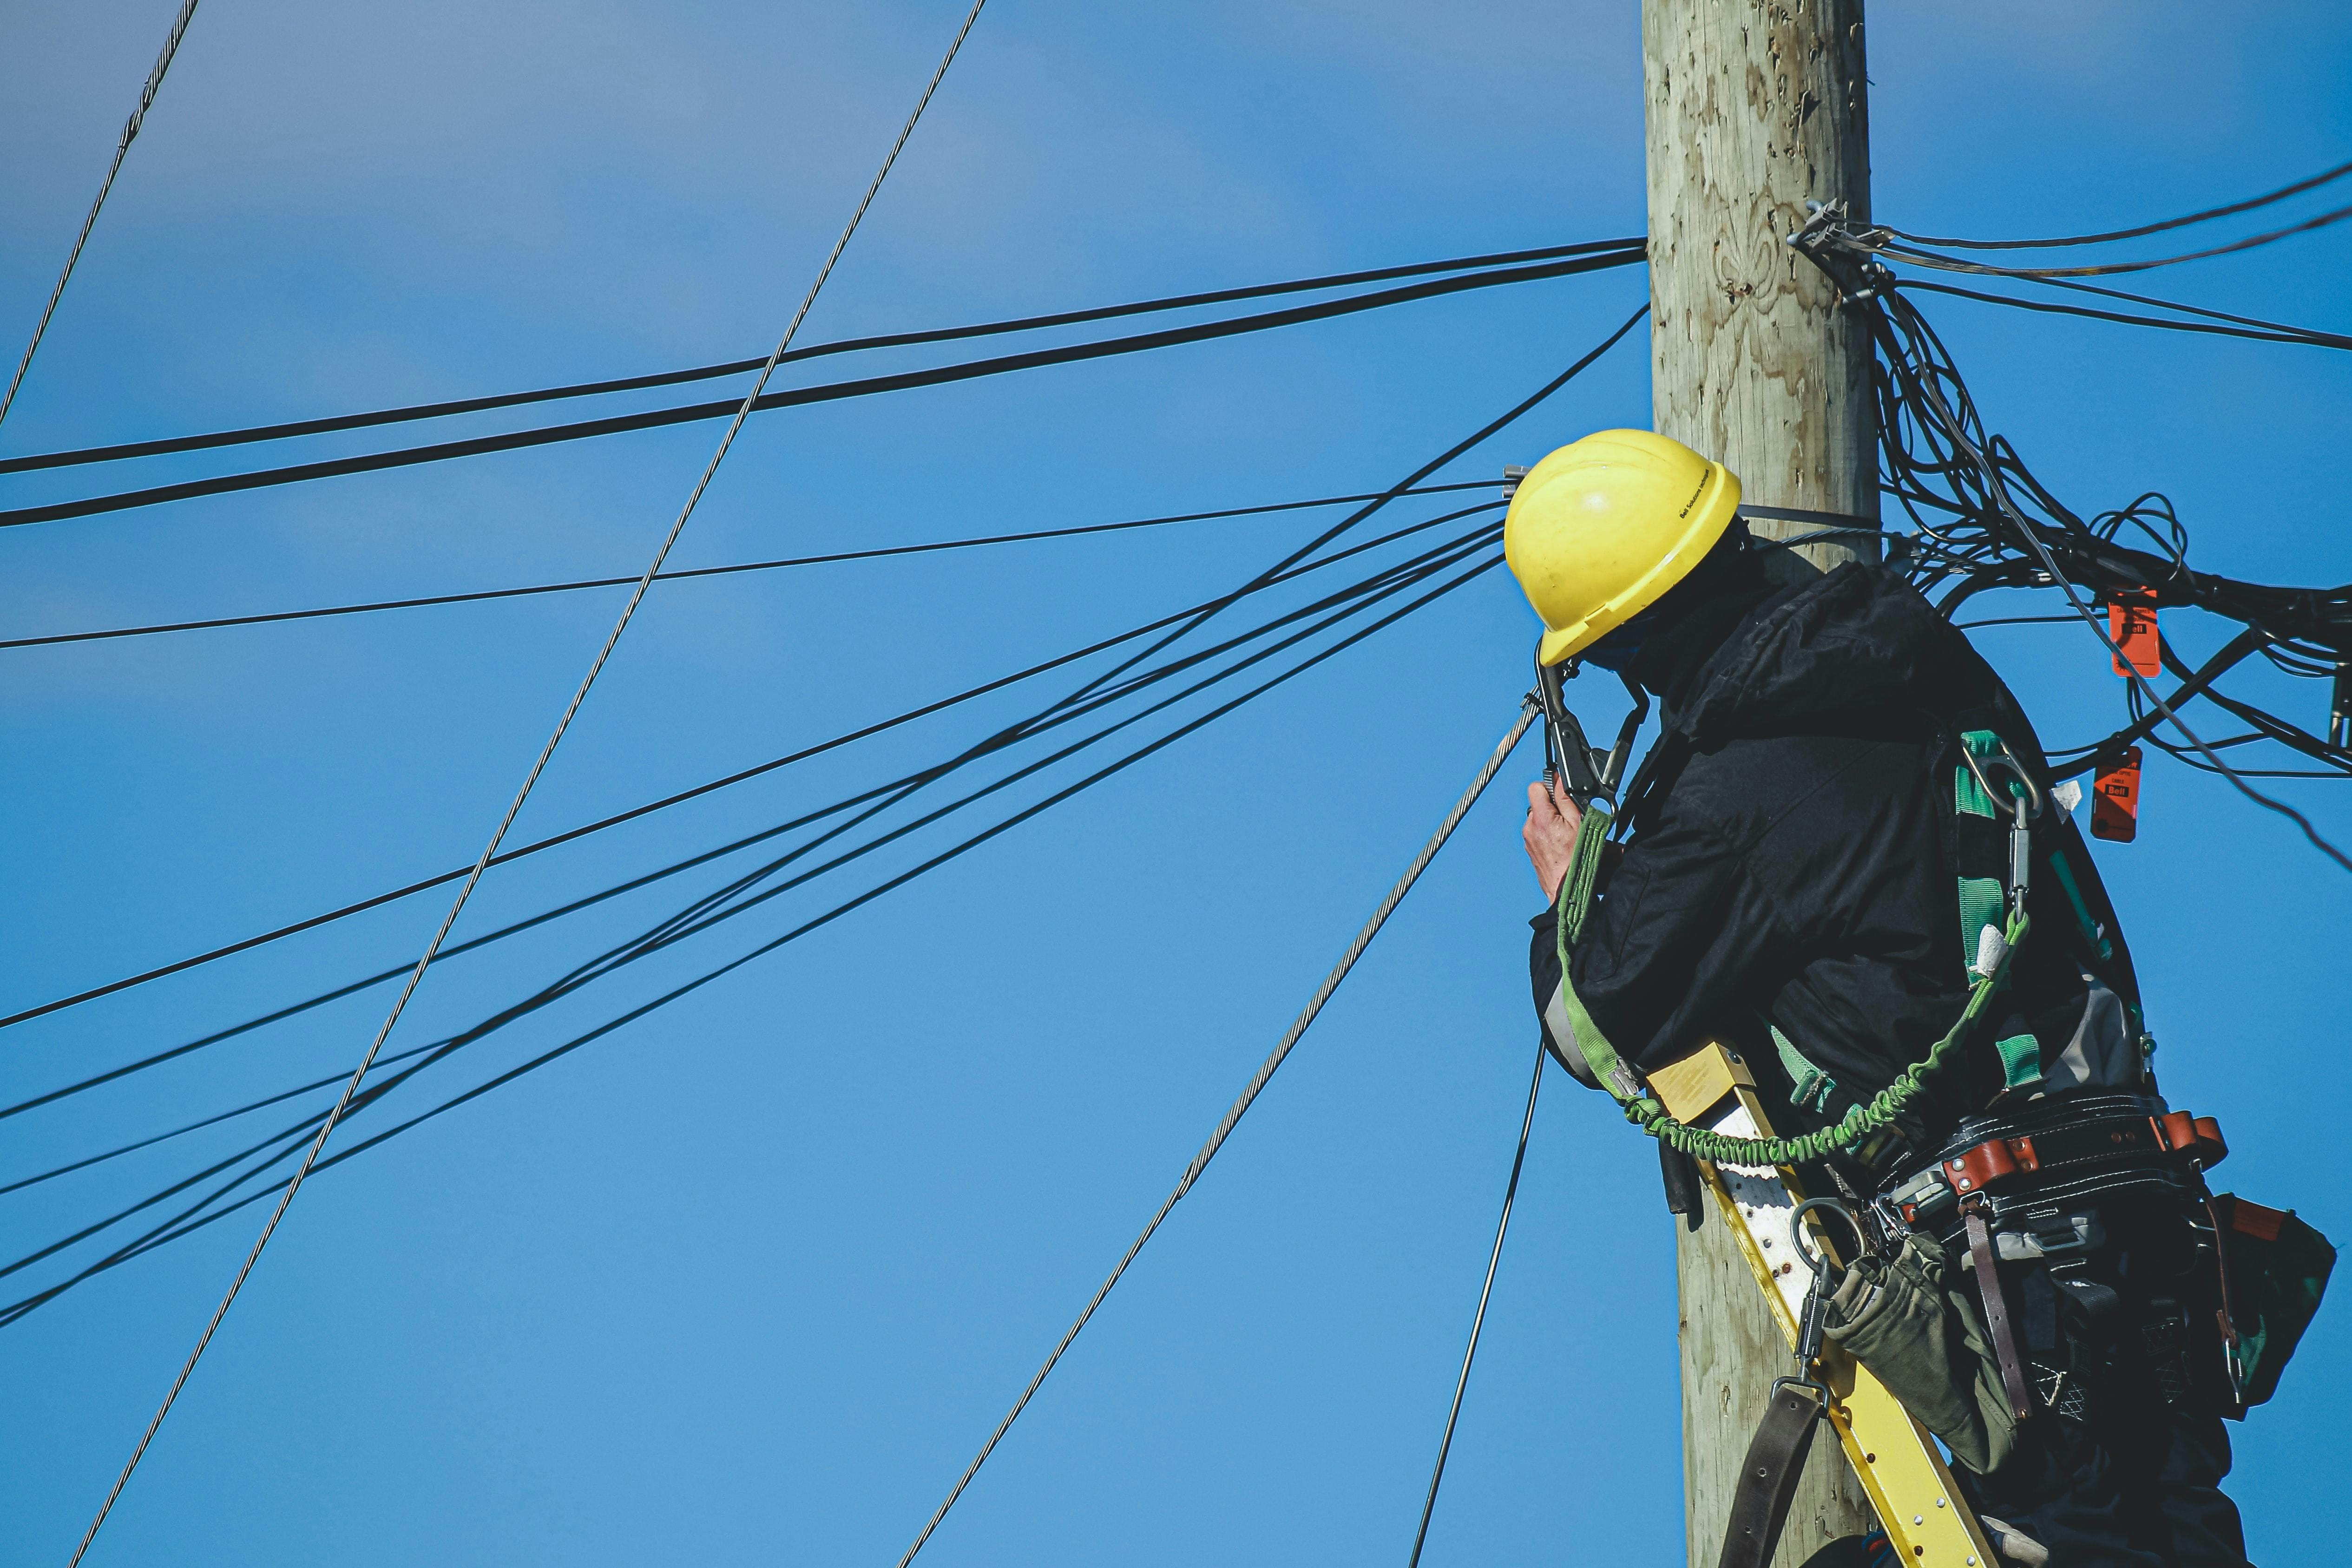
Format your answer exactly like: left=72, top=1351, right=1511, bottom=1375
left=1644, top=3, right=1881, bottom=1562
left=1646, top=0, right=1879, bottom=581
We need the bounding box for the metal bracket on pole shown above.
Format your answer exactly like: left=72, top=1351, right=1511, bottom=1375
left=1787, top=202, right=1898, bottom=308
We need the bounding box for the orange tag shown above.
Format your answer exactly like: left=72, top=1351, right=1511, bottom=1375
left=2108, top=589, right=2160, bottom=678
left=2092, top=747, right=2142, bottom=842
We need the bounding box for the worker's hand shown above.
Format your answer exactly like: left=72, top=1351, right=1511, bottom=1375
left=1524, top=777, right=1583, bottom=902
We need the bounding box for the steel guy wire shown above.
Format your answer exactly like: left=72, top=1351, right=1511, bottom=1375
left=0, top=0, right=201, bottom=433
left=3, top=554, right=1513, bottom=1323
left=892, top=702, right=1536, bottom=1568
left=60, top=4, right=992, bottom=1558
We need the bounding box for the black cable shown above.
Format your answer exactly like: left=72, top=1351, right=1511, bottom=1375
left=0, top=481, right=1496, bottom=652
left=2042, top=630, right=2269, bottom=778
left=0, top=252, right=1642, bottom=531
left=0, top=502, right=1489, bottom=1040
left=0, top=517, right=1496, bottom=1142
left=328, top=528, right=1508, bottom=1094
left=1886, top=156, right=2352, bottom=249
left=1809, top=233, right=2352, bottom=869
left=4, top=331, right=1627, bottom=1303
left=0, top=240, right=1640, bottom=477
left=0, top=1096, right=330, bottom=1289
left=466, top=529, right=1507, bottom=1018
left=4, top=306, right=1638, bottom=1044
left=1405, top=1038, right=1543, bottom=1568
left=2157, top=642, right=2352, bottom=774
left=0, top=512, right=1504, bottom=1118
left=1894, top=279, right=2352, bottom=353
left=0, top=1037, right=445, bottom=1196
left=30, top=532, right=1507, bottom=1214
left=0, top=551, right=1505, bottom=1322
left=1047, top=303, right=1646, bottom=732
left=1868, top=200, right=2352, bottom=279
left=1996, top=269, right=2352, bottom=342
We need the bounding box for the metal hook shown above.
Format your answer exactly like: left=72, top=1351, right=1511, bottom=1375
left=1789, top=1196, right=1869, bottom=1278
left=1532, top=638, right=1609, bottom=806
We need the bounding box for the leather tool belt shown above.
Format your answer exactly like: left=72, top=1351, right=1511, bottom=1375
left=1869, top=1092, right=2235, bottom=1434
left=1880, top=1091, right=2224, bottom=1247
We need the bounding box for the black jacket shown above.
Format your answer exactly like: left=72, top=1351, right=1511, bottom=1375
left=1529, top=564, right=2143, bottom=1148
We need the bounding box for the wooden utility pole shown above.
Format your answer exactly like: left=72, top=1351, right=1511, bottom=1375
left=1642, top=3, right=1879, bottom=1563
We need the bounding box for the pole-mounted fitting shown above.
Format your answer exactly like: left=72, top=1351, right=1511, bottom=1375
left=1787, top=200, right=1896, bottom=307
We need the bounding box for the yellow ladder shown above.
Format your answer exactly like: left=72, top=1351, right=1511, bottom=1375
left=1650, top=1043, right=2000, bottom=1568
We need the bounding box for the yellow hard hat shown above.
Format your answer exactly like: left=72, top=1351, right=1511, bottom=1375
left=1504, top=428, right=1742, bottom=666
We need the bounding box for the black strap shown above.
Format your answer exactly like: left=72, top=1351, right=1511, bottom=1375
left=1716, top=1383, right=1826, bottom=1568
left=1610, top=731, right=1691, bottom=842
left=1964, top=1202, right=2037, bottom=1423
left=1659, top=1140, right=1705, bottom=1231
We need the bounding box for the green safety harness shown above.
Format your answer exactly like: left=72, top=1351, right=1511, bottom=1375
left=1550, top=727, right=2087, bottom=1166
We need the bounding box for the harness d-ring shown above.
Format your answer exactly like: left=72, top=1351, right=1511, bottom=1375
left=1958, top=736, right=2045, bottom=822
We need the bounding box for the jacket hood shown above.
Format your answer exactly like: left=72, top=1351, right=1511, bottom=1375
left=1672, top=564, right=1985, bottom=746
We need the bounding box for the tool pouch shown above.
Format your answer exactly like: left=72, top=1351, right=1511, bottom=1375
left=1824, top=1230, right=2017, bottom=1474
left=2212, top=1194, right=2336, bottom=1407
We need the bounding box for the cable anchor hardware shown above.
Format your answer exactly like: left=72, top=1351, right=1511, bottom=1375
left=1787, top=202, right=1896, bottom=305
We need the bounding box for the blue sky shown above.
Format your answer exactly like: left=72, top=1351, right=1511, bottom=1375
left=3, top=3, right=2348, bottom=1564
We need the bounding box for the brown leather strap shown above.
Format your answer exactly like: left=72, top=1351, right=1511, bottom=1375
left=1964, top=1201, right=2035, bottom=1423
left=1716, top=1383, right=1825, bottom=1568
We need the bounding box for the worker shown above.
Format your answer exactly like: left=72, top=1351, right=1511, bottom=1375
left=1510, top=430, right=2251, bottom=1567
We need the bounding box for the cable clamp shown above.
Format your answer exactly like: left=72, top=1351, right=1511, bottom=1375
left=1788, top=202, right=1896, bottom=304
